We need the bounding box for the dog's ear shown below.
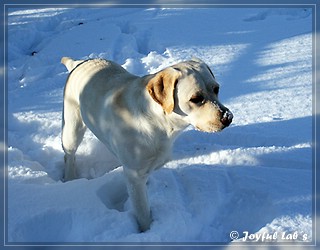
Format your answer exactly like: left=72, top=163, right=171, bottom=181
left=146, top=67, right=181, bottom=114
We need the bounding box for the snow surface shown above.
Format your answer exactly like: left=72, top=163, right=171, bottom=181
left=6, top=7, right=314, bottom=245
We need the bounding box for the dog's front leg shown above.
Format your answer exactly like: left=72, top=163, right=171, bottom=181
left=124, top=168, right=152, bottom=232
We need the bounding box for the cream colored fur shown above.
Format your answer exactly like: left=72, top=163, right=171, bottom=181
left=61, top=57, right=233, bottom=231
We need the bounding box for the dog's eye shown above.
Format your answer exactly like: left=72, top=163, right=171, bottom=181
left=213, top=87, right=219, bottom=95
left=190, top=94, right=205, bottom=105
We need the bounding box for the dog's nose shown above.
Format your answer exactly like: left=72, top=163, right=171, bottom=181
left=221, top=110, right=233, bottom=127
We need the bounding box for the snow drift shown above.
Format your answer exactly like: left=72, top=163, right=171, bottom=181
left=6, top=7, right=313, bottom=245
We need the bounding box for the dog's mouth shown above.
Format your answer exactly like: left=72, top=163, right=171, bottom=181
left=195, top=123, right=226, bottom=133
left=194, top=110, right=233, bottom=133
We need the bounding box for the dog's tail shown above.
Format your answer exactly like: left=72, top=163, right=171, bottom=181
left=61, top=57, right=85, bottom=72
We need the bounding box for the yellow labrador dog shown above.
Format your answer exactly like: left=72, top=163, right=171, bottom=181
left=61, top=57, right=233, bottom=232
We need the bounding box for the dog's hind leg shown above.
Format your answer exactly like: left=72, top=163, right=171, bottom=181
left=61, top=97, right=86, bottom=181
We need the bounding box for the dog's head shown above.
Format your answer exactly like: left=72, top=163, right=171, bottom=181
left=147, top=58, right=233, bottom=132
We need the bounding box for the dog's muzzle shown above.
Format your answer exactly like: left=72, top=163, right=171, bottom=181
left=220, top=110, right=233, bottom=127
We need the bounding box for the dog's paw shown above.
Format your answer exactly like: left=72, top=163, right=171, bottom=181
left=137, top=215, right=153, bottom=233
left=63, top=172, right=77, bottom=182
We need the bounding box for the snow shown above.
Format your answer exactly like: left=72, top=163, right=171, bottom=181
left=6, top=7, right=314, bottom=246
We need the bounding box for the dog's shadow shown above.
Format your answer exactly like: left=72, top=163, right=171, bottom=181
left=96, top=170, right=129, bottom=212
